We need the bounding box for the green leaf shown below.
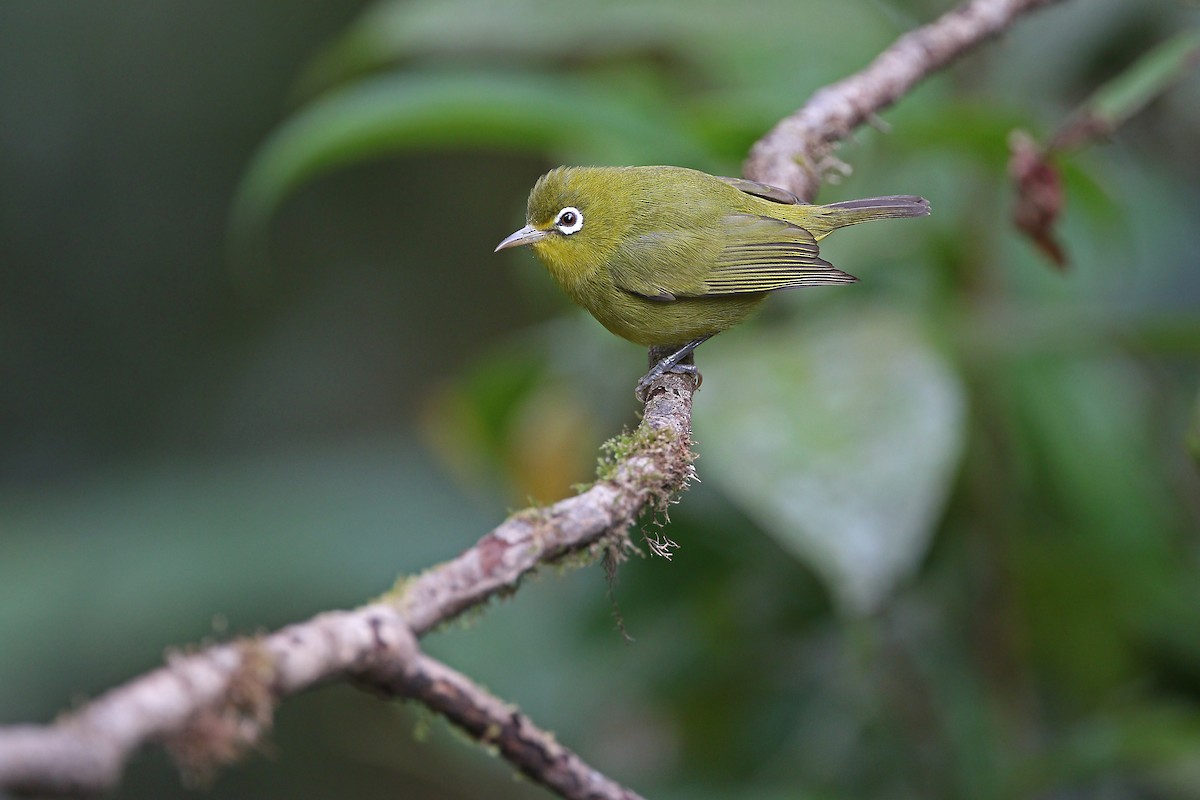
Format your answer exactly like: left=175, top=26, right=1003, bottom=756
left=298, top=0, right=894, bottom=100
left=1014, top=702, right=1200, bottom=797
left=696, top=309, right=966, bottom=615
left=1189, top=390, right=1200, bottom=466
left=230, top=70, right=714, bottom=263
left=999, top=356, right=1193, bottom=700
left=299, top=0, right=689, bottom=95
left=1088, top=29, right=1200, bottom=132
left=1050, top=28, right=1200, bottom=150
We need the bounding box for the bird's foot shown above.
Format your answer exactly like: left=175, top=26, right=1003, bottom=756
left=635, top=336, right=713, bottom=402
left=636, top=362, right=701, bottom=402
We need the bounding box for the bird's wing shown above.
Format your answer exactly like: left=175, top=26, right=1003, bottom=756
left=703, top=214, right=857, bottom=294
left=716, top=176, right=801, bottom=205
left=609, top=214, right=855, bottom=301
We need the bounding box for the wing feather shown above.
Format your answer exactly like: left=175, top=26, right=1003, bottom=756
left=715, top=176, right=802, bottom=205
left=702, top=215, right=856, bottom=294
left=608, top=213, right=855, bottom=301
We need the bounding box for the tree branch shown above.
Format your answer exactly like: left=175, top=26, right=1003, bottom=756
left=0, top=0, right=1067, bottom=795
left=0, top=604, right=647, bottom=800
left=744, top=0, right=1067, bottom=201
left=0, top=374, right=694, bottom=798
left=364, top=637, right=646, bottom=800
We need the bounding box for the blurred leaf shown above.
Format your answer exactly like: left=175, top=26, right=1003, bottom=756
left=299, top=0, right=895, bottom=101
left=1189, top=391, right=1200, bottom=466
left=421, top=315, right=642, bottom=503
left=1001, top=28, right=1200, bottom=272
left=1006, top=357, right=1180, bottom=554
left=231, top=70, right=714, bottom=262
left=696, top=309, right=966, bottom=614
left=423, top=348, right=547, bottom=471
left=300, top=0, right=691, bottom=95
left=1008, top=130, right=1068, bottom=268
left=1056, top=28, right=1200, bottom=149
left=1015, top=701, right=1200, bottom=797
left=888, top=101, right=1032, bottom=171
left=1004, top=356, right=1190, bottom=700
left=422, top=356, right=600, bottom=504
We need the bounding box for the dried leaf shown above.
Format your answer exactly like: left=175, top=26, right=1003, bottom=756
left=1008, top=130, right=1068, bottom=269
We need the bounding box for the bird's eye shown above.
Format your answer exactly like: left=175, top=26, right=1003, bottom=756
left=554, top=207, right=583, bottom=235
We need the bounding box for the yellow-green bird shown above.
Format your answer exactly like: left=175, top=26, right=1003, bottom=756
left=496, top=165, right=929, bottom=397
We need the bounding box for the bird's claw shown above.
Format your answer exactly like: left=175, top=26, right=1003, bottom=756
left=636, top=336, right=711, bottom=402
left=635, top=363, right=701, bottom=402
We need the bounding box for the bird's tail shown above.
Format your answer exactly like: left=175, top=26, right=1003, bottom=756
left=804, top=195, right=930, bottom=240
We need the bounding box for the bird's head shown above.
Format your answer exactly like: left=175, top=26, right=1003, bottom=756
left=495, top=167, right=625, bottom=284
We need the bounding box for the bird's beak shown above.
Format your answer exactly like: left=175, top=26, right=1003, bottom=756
left=494, top=224, right=547, bottom=252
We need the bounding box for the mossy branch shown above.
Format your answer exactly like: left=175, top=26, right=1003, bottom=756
left=0, top=373, right=695, bottom=799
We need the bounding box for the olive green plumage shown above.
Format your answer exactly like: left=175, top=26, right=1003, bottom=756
left=497, top=165, right=929, bottom=348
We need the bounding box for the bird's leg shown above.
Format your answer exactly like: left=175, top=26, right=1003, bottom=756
left=636, top=335, right=713, bottom=401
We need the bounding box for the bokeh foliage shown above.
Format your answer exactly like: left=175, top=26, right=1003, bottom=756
left=3, top=0, right=1200, bottom=798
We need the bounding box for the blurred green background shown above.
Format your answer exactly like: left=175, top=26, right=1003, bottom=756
left=3, top=0, right=1200, bottom=797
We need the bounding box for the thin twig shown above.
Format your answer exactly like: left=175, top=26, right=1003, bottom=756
left=364, top=637, right=647, bottom=800
left=744, top=0, right=1067, bottom=201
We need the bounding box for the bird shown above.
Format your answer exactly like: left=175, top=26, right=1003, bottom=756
left=495, top=165, right=929, bottom=398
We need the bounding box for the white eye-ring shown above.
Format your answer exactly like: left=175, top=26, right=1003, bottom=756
left=554, top=206, right=584, bottom=235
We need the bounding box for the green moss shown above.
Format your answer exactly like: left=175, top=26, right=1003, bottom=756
left=377, top=573, right=415, bottom=604
left=510, top=505, right=552, bottom=525
left=376, top=415, right=692, bottom=637
left=594, top=423, right=677, bottom=482
left=409, top=703, right=435, bottom=743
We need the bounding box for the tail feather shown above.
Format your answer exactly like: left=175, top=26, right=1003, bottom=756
left=807, top=195, right=930, bottom=239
